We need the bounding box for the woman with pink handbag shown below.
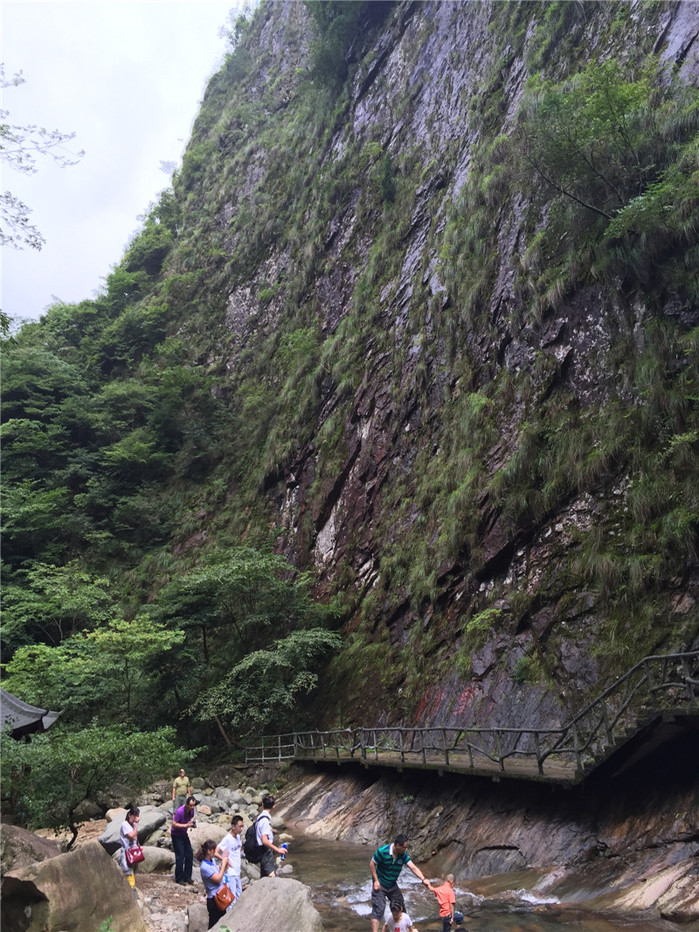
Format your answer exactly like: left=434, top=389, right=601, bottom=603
left=119, top=805, right=143, bottom=889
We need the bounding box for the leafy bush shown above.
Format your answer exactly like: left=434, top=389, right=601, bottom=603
left=511, top=57, right=699, bottom=311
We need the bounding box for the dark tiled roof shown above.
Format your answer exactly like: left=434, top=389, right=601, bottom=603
left=0, top=688, right=61, bottom=736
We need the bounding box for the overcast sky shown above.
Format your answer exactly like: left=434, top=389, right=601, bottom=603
left=2, top=0, right=245, bottom=324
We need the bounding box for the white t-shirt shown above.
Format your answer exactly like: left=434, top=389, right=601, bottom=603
left=119, top=819, right=136, bottom=873
left=217, top=832, right=242, bottom=876
left=383, top=905, right=414, bottom=932
left=256, top=811, right=272, bottom=846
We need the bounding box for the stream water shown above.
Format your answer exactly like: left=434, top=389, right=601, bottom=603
left=285, top=833, right=687, bottom=932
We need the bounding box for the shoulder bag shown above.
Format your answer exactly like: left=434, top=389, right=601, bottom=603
left=214, top=882, right=235, bottom=911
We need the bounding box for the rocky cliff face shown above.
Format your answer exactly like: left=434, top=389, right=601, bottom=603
left=171, top=1, right=699, bottom=730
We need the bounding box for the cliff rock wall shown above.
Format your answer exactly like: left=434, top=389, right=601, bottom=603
left=170, top=1, right=699, bottom=730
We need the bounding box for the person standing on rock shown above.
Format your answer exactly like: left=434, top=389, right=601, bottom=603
left=172, top=767, right=192, bottom=813
left=257, top=793, right=287, bottom=878
left=171, top=794, right=198, bottom=885
left=216, top=813, right=244, bottom=899
left=369, top=833, right=432, bottom=932
left=119, top=805, right=140, bottom=890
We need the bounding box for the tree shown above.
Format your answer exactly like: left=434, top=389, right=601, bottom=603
left=0, top=561, right=116, bottom=656
left=1, top=724, right=192, bottom=848
left=157, top=547, right=337, bottom=664
left=196, top=627, right=342, bottom=736
left=152, top=547, right=342, bottom=743
left=0, top=65, right=84, bottom=249
left=2, top=616, right=185, bottom=725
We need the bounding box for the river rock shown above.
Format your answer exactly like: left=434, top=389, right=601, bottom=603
left=0, top=824, right=62, bottom=874
left=590, top=860, right=699, bottom=921
left=211, top=876, right=323, bottom=931
left=1, top=841, right=146, bottom=932
left=99, top=805, right=166, bottom=853
left=189, top=822, right=228, bottom=851
left=187, top=900, right=209, bottom=932
left=110, top=843, right=175, bottom=872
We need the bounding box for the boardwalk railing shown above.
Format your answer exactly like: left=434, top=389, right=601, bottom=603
left=244, top=651, right=699, bottom=783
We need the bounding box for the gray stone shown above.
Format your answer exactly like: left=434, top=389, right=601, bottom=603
left=1, top=841, right=147, bottom=932
left=211, top=876, right=323, bottom=931
left=187, top=900, right=209, bottom=932
left=99, top=805, right=166, bottom=854
left=140, top=845, right=175, bottom=873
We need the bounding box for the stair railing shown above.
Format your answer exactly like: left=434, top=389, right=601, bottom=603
left=244, top=651, right=699, bottom=779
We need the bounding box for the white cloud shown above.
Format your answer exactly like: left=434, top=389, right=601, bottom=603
left=2, top=0, right=239, bottom=322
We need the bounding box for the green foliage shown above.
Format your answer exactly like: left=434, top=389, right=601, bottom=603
left=513, top=656, right=536, bottom=685
left=123, top=218, right=173, bottom=277
left=1, top=561, right=116, bottom=656
left=1, top=724, right=192, bottom=844
left=380, top=153, right=397, bottom=204
left=465, top=607, right=501, bottom=635
left=511, top=57, right=699, bottom=313
left=3, top=616, right=185, bottom=725
left=304, top=1, right=367, bottom=86
left=196, top=628, right=342, bottom=735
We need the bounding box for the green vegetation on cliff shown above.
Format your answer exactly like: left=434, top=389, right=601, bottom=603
left=2, top=1, right=697, bottom=752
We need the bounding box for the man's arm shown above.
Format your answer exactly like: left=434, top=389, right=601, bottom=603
left=172, top=812, right=193, bottom=829
left=407, top=859, right=433, bottom=890
left=370, top=855, right=380, bottom=890
left=214, top=838, right=228, bottom=860
left=261, top=831, right=286, bottom=855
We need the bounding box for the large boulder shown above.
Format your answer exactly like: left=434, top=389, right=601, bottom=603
left=187, top=822, right=227, bottom=853
left=110, top=844, right=175, bottom=873
left=0, top=825, right=62, bottom=875
left=99, top=805, right=166, bottom=853
left=1, top=841, right=146, bottom=932
left=211, top=876, right=323, bottom=931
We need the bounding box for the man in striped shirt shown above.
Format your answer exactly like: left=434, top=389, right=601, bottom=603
left=369, top=833, right=433, bottom=932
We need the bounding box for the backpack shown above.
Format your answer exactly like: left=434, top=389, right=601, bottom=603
left=243, top=816, right=265, bottom=863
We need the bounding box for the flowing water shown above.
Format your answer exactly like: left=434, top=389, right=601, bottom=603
left=285, top=833, right=688, bottom=932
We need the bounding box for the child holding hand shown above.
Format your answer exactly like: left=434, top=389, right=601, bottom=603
left=433, top=873, right=465, bottom=931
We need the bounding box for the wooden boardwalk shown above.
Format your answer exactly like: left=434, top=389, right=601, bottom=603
left=293, top=744, right=581, bottom=783
left=245, top=652, right=699, bottom=785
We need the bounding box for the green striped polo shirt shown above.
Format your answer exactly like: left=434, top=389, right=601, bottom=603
left=372, top=843, right=411, bottom=887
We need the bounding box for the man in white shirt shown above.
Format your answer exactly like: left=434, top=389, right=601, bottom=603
left=256, top=793, right=287, bottom=877
left=215, top=813, right=244, bottom=899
